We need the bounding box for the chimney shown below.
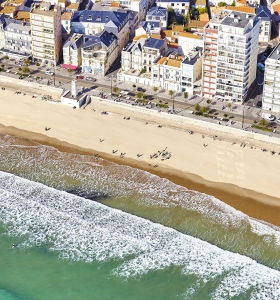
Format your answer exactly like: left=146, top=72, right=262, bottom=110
left=71, top=79, right=77, bottom=98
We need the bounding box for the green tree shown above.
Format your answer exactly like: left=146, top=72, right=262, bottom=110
left=136, top=91, right=143, bottom=100
left=153, top=86, right=158, bottom=93
left=206, top=99, right=211, bottom=104
left=18, top=67, right=22, bottom=71
left=68, top=69, right=73, bottom=74
left=231, top=0, right=236, bottom=6
left=22, top=66, right=30, bottom=73
left=132, top=84, right=136, bottom=90
left=1, top=64, right=4, bottom=68
left=227, top=103, right=232, bottom=111
left=36, top=62, right=40, bottom=67
left=259, top=118, right=268, bottom=127
left=201, top=106, right=208, bottom=114
left=112, top=86, right=119, bottom=95
left=194, top=103, right=201, bottom=111
left=23, top=58, right=30, bottom=65
left=3, top=55, right=9, bottom=61
left=184, top=92, right=188, bottom=99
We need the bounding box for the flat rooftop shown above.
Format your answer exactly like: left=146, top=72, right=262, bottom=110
left=211, top=9, right=255, bottom=28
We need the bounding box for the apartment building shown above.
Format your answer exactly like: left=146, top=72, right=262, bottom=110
left=30, top=3, right=62, bottom=65
left=71, top=10, right=130, bottom=52
left=181, top=47, right=202, bottom=95
left=81, top=30, right=118, bottom=76
left=157, top=0, right=189, bottom=14
left=153, top=52, right=184, bottom=91
left=2, top=20, right=31, bottom=58
left=262, top=43, right=280, bottom=112
left=255, top=6, right=271, bottom=43
left=146, top=6, right=168, bottom=29
left=202, top=9, right=259, bottom=103
left=62, top=33, right=83, bottom=67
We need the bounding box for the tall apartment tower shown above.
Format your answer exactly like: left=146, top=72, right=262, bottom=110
left=262, top=43, right=280, bottom=112
left=30, top=3, right=62, bottom=66
left=202, top=10, right=259, bottom=103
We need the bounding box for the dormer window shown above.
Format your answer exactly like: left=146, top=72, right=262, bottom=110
left=96, top=16, right=101, bottom=21
left=87, top=15, right=92, bottom=20
left=105, top=16, right=109, bottom=20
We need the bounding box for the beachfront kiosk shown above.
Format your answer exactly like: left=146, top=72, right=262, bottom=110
left=60, top=80, right=88, bottom=108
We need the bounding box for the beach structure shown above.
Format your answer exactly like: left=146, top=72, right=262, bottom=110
left=30, top=3, right=62, bottom=66
left=60, top=79, right=87, bottom=107
left=81, top=31, right=118, bottom=76
left=262, top=43, right=280, bottom=112
left=62, top=33, right=83, bottom=68
left=201, top=9, right=260, bottom=103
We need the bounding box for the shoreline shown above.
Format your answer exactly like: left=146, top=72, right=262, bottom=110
left=1, top=123, right=280, bottom=227
left=0, top=80, right=280, bottom=227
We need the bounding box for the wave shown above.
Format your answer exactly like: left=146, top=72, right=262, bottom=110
left=0, top=171, right=280, bottom=299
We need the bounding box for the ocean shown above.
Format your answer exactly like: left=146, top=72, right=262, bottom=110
left=0, top=132, right=280, bottom=300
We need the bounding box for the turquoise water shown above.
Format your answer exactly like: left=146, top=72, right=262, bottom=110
left=0, top=133, right=280, bottom=300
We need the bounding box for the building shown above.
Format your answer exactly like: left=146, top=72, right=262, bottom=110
left=146, top=6, right=168, bottom=29
left=181, top=47, right=202, bottom=95
left=2, top=20, right=31, bottom=58
left=156, top=0, right=189, bottom=14
left=61, top=11, right=73, bottom=38
left=152, top=52, right=184, bottom=91
left=71, top=10, right=130, bottom=52
left=81, top=30, right=118, bottom=76
left=62, top=33, right=83, bottom=67
left=190, top=0, right=206, bottom=8
left=135, top=21, right=162, bottom=36
left=178, top=31, right=203, bottom=54
left=262, top=43, right=280, bottom=112
left=202, top=9, right=260, bottom=103
left=30, top=3, right=62, bottom=65
left=255, top=6, right=271, bottom=43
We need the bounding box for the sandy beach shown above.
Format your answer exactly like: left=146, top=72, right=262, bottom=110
left=1, top=81, right=280, bottom=226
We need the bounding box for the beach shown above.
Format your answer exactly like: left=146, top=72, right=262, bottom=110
left=1, top=82, right=280, bottom=226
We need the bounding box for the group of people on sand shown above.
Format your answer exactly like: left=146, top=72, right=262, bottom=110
left=150, top=147, right=171, bottom=161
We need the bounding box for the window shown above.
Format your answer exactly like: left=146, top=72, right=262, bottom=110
left=182, top=2, right=185, bottom=5
left=171, top=3, right=174, bottom=6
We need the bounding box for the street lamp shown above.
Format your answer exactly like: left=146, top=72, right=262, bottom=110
left=52, top=62, right=56, bottom=87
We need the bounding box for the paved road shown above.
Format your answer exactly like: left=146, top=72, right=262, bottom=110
left=2, top=59, right=280, bottom=136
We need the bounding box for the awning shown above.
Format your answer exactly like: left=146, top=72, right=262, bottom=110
left=61, top=64, right=77, bottom=70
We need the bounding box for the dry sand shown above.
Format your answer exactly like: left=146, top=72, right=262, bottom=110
left=1, top=83, right=280, bottom=226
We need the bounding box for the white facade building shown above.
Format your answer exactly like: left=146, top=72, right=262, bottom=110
left=30, top=3, right=62, bottom=65
left=62, top=33, right=83, bottom=67
left=262, top=43, right=280, bottom=112
left=156, top=0, right=189, bottom=15
left=202, top=9, right=260, bottom=103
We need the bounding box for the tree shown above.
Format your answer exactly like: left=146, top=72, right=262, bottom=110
left=23, top=58, right=30, bottom=65
left=227, top=103, right=232, bottom=111
left=1, top=64, right=4, bottom=68
left=18, top=67, right=22, bottom=71
left=206, top=99, right=211, bottom=104
left=112, top=86, right=119, bottom=94
left=36, top=62, right=40, bottom=67
left=194, top=103, right=201, bottom=112
left=22, top=66, right=30, bottom=73
left=153, top=86, right=158, bottom=93
left=136, top=91, right=143, bottom=100
left=184, top=92, right=188, bottom=99
left=3, top=55, right=9, bottom=61
left=201, top=106, right=208, bottom=114
left=169, top=90, right=175, bottom=111
left=231, top=0, right=236, bottom=6
left=259, top=118, right=268, bottom=127
left=132, top=84, right=136, bottom=90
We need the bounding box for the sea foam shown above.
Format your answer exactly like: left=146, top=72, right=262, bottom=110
left=0, top=171, right=280, bottom=299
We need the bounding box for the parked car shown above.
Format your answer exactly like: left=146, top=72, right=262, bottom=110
left=256, top=100, right=262, bottom=108
left=277, top=117, right=280, bottom=123
left=261, top=112, right=275, bottom=121
left=45, top=71, right=54, bottom=76
left=257, top=62, right=265, bottom=71
left=76, top=75, right=84, bottom=79
left=86, top=77, right=96, bottom=82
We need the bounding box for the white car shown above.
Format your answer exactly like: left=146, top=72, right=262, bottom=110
left=45, top=71, right=54, bottom=76
left=261, top=112, right=275, bottom=121
left=277, top=117, right=280, bottom=123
